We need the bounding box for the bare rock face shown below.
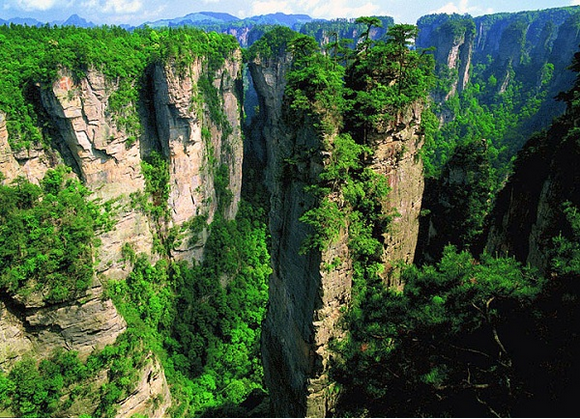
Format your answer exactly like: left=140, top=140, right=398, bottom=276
left=371, top=103, right=425, bottom=290
left=0, top=300, right=34, bottom=369
left=41, top=69, right=155, bottom=279
left=116, top=353, right=171, bottom=418
left=153, top=54, right=243, bottom=230
left=25, top=284, right=127, bottom=357
left=418, top=19, right=474, bottom=101
left=0, top=112, right=57, bottom=185
left=0, top=282, right=126, bottom=369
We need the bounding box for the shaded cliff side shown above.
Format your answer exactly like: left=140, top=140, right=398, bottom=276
left=486, top=83, right=580, bottom=271
left=0, top=40, right=242, bottom=416
left=415, top=7, right=580, bottom=263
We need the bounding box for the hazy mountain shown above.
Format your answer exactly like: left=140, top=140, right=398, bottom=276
left=247, top=12, right=313, bottom=27
left=61, top=14, right=95, bottom=28
left=143, top=11, right=240, bottom=27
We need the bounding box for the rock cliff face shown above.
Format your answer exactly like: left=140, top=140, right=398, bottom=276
left=0, top=51, right=242, bottom=417
left=371, top=104, right=426, bottom=289
left=417, top=7, right=580, bottom=118
left=250, top=47, right=426, bottom=416
left=152, top=55, right=243, bottom=258
left=116, top=353, right=172, bottom=418
left=249, top=52, right=328, bottom=417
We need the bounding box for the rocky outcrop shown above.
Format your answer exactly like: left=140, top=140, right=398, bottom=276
left=153, top=54, right=243, bottom=231
left=0, top=282, right=126, bottom=370
left=250, top=51, right=329, bottom=417
left=0, top=112, right=57, bottom=185
left=417, top=16, right=475, bottom=102
left=24, top=284, right=127, bottom=357
left=40, top=69, right=155, bottom=280
left=486, top=110, right=580, bottom=272
left=250, top=43, right=426, bottom=415
left=371, top=103, right=425, bottom=289
left=116, top=353, right=171, bottom=418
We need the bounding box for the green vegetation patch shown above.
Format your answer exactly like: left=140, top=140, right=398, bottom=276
left=107, top=201, right=271, bottom=417
left=0, top=166, right=114, bottom=303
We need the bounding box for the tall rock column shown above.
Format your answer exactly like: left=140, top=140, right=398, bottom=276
left=250, top=45, right=427, bottom=415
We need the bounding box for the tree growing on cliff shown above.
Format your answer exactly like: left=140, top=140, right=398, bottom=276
left=344, top=23, right=434, bottom=141
left=332, top=246, right=546, bottom=417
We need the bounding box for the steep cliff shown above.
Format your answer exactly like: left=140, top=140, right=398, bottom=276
left=372, top=103, right=426, bottom=289
left=0, top=34, right=243, bottom=417
left=417, top=7, right=580, bottom=140
left=249, top=49, right=329, bottom=417
left=249, top=28, right=429, bottom=416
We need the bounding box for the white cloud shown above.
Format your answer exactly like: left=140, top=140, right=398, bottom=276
left=429, top=0, right=492, bottom=16
left=571, top=0, right=580, bottom=5
left=310, top=1, right=381, bottom=19
left=248, top=0, right=384, bottom=19
left=249, top=0, right=293, bottom=16
left=15, top=0, right=58, bottom=11
left=102, top=0, right=142, bottom=13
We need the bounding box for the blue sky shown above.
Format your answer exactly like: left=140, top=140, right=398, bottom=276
left=0, top=0, right=578, bottom=25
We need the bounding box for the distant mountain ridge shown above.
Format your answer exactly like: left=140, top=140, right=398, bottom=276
left=0, top=13, right=96, bottom=27
left=142, top=11, right=315, bottom=30
left=0, top=11, right=315, bottom=29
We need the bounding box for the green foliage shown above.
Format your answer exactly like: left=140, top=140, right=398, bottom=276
left=300, top=197, right=345, bottom=253
left=284, top=33, right=346, bottom=135
left=246, top=26, right=298, bottom=61
left=106, top=201, right=270, bottom=416
left=344, top=24, right=435, bottom=139
left=0, top=342, right=145, bottom=419
left=333, top=246, right=545, bottom=417
left=140, top=151, right=170, bottom=221
left=0, top=167, right=114, bottom=302
left=214, top=164, right=234, bottom=213
left=552, top=202, right=580, bottom=276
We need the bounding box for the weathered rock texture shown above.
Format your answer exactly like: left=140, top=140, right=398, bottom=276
left=250, top=47, right=426, bottom=416
left=153, top=55, right=243, bottom=232
left=116, top=353, right=172, bottom=418
left=250, top=52, right=331, bottom=417
left=0, top=112, right=57, bottom=184
left=40, top=69, right=155, bottom=280
left=0, top=50, right=243, bottom=417
left=371, top=103, right=426, bottom=290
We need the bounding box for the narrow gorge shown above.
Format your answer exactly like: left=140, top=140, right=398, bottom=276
left=0, top=6, right=579, bottom=418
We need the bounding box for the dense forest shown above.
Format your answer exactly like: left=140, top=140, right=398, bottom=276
left=0, top=6, right=579, bottom=418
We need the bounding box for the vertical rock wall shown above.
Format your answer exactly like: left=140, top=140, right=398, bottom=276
left=250, top=50, right=426, bottom=416
left=486, top=112, right=580, bottom=272
left=371, top=104, right=426, bottom=290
